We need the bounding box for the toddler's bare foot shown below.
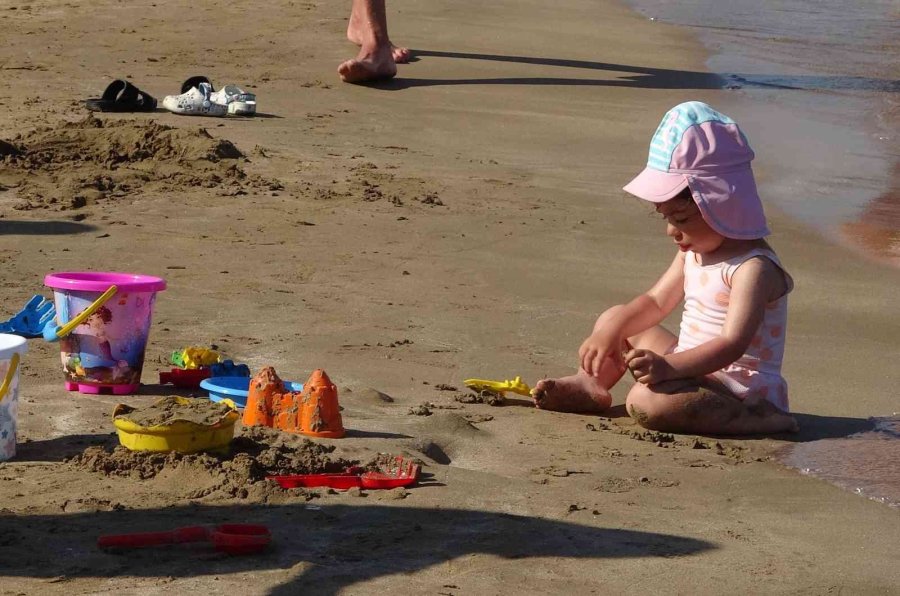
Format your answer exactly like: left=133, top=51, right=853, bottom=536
left=745, top=395, right=800, bottom=433
left=532, top=373, right=612, bottom=413
left=338, top=44, right=397, bottom=83
left=741, top=407, right=800, bottom=434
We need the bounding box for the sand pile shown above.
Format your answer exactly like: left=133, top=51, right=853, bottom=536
left=68, top=426, right=353, bottom=501
left=0, top=115, right=280, bottom=211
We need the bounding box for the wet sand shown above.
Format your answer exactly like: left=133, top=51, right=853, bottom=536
left=841, top=164, right=900, bottom=267
left=1, top=0, right=900, bottom=593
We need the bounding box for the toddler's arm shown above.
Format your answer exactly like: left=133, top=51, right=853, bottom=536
left=635, top=256, right=786, bottom=383
left=580, top=252, right=685, bottom=376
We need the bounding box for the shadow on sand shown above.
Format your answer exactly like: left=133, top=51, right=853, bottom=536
left=690, top=412, right=876, bottom=444
left=782, top=412, right=876, bottom=443
left=12, top=433, right=118, bottom=463
left=0, top=502, right=715, bottom=594
left=366, top=50, right=899, bottom=92
left=0, top=220, right=98, bottom=236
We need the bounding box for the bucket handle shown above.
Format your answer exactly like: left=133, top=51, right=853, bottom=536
left=0, top=353, right=20, bottom=405
left=52, top=285, right=118, bottom=340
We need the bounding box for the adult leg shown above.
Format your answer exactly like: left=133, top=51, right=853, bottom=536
left=532, top=306, right=678, bottom=413
left=338, top=0, right=397, bottom=83
left=625, top=379, right=799, bottom=435
left=347, top=0, right=410, bottom=63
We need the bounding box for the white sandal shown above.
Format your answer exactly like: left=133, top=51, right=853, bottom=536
left=162, top=81, right=227, bottom=117
left=210, top=85, right=257, bottom=116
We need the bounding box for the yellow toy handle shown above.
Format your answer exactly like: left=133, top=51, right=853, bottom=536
left=55, top=285, right=118, bottom=339
left=0, top=353, right=20, bottom=405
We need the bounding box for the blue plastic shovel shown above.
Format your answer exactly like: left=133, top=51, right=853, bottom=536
left=0, top=295, right=56, bottom=338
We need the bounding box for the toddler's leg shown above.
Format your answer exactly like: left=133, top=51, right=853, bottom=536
left=532, top=307, right=677, bottom=413
left=625, top=381, right=799, bottom=435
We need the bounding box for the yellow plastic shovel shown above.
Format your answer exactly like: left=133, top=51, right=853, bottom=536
left=463, top=376, right=532, bottom=397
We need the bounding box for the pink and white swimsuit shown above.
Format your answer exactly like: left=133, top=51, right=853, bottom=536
left=674, top=248, right=793, bottom=412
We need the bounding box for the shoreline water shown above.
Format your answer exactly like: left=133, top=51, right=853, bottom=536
left=622, top=0, right=900, bottom=509
left=624, top=0, right=900, bottom=269
left=779, top=415, right=900, bottom=510
left=785, top=426, right=900, bottom=512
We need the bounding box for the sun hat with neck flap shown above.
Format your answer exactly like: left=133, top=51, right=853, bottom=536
left=623, top=100, right=770, bottom=240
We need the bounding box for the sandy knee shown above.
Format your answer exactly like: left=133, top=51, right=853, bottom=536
left=625, top=384, right=668, bottom=430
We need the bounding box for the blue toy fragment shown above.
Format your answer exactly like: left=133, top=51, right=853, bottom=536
left=0, top=295, right=57, bottom=339
left=209, top=360, right=251, bottom=377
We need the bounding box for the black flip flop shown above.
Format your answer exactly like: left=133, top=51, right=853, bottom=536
left=181, top=76, right=214, bottom=94
left=85, top=80, right=157, bottom=112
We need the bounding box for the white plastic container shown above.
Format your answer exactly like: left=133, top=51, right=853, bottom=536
left=0, top=334, right=27, bottom=461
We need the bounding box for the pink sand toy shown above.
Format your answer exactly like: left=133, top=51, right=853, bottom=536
left=44, top=272, right=166, bottom=395
left=0, top=334, right=27, bottom=461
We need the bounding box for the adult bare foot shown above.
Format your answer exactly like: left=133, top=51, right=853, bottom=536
left=338, top=44, right=397, bottom=83
left=390, top=44, right=411, bottom=64
left=347, top=19, right=410, bottom=63
left=531, top=373, right=612, bottom=413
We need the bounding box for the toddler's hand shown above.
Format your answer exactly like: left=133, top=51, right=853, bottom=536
left=625, top=349, right=673, bottom=385
left=578, top=331, right=626, bottom=378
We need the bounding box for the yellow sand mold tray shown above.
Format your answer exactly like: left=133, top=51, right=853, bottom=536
left=112, top=396, right=239, bottom=453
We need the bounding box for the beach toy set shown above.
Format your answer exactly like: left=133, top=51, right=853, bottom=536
left=1, top=268, right=419, bottom=510
left=113, top=360, right=342, bottom=452
left=0, top=271, right=164, bottom=460
left=110, top=367, right=342, bottom=454
left=0, top=269, right=402, bottom=494
left=7, top=272, right=168, bottom=395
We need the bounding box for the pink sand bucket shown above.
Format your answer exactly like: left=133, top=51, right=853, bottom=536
left=0, top=333, right=27, bottom=461
left=44, top=272, right=166, bottom=395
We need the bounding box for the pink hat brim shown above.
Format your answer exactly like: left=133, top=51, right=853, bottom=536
left=623, top=167, right=689, bottom=203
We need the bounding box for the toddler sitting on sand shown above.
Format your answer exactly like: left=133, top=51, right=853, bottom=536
left=532, top=101, right=798, bottom=435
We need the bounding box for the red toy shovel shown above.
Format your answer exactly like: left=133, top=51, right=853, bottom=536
left=98, top=524, right=271, bottom=555
left=269, top=456, right=420, bottom=490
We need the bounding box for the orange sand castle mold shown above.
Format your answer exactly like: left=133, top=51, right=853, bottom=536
left=243, top=367, right=345, bottom=438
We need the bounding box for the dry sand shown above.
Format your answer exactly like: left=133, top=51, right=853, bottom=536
left=1, top=0, right=899, bottom=594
